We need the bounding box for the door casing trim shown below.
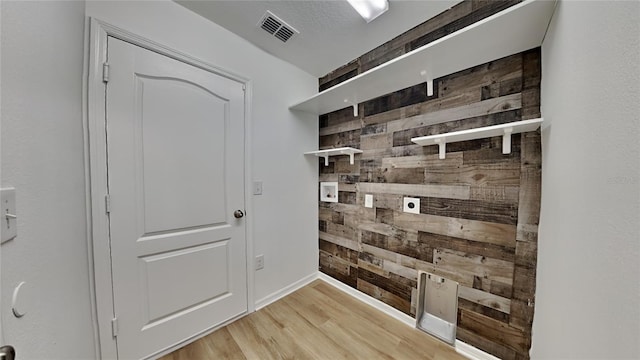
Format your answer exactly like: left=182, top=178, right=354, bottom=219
left=83, top=18, right=255, bottom=359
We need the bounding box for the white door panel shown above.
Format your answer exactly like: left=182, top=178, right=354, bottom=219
left=106, top=37, right=247, bottom=359
left=138, top=76, right=228, bottom=233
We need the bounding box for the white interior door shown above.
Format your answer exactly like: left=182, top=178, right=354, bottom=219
left=106, top=37, right=247, bottom=359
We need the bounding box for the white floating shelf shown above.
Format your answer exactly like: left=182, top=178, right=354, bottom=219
left=304, top=147, right=363, bottom=166
left=289, top=0, right=556, bottom=116
left=411, top=118, right=543, bottom=159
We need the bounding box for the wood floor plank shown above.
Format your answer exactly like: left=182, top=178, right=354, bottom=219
left=160, top=280, right=465, bottom=360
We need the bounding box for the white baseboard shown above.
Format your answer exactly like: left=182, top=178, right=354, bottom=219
left=318, top=272, right=416, bottom=327
left=254, top=272, right=319, bottom=310
left=317, top=272, right=499, bottom=360
left=455, top=340, right=501, bottom=360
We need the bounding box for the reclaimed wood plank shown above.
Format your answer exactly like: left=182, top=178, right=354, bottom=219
left=434, top=248, right=515, bottom=285
left=459, top=285, right=511, bottom=314
left=319, top=202, right=360, bottom=214
left=319, top=239, right=358, bottom=264
left=358, top=1, right=474, bottom=71
left=419, top=197, right=519, bottom=225
left=473, top=276, right=514, bottom=298
left=393, top=109, right=522, bottom=147
left=357, top=279, right=412, bottom=315
left=381, top=152, right=464, bottom=169
left=457, top=298, right=509, bottom=324
left=319, top=251, right=352, bottom=276
left=516, top=131, right=542, bottom=242
left=408, top=0, right=521, bottom=51
left=363, top=83, right=428, bottom=117
left=338, top=191, right=357, bottom=205
left=325, top=221, right=357, bottom=241
left=456, top=328, right=518, bottom=360
left=319, top=260, right=358, bottom=289
left=512, top=265, right=536, bottom=301
left=362, top=229, right=431, bottom=263
left=515, top=240, right=537, bottom=269
left=469, top=185, right=520, bottom=203
left=437, top=53, right=523, bottom=99
left=418, top=231, right=515, bottom=262
left=357, top=182, right=471, bottom=199
left=360, top=133, right=393, bottom=150
left=458, top=308, right=530, bottom=354
left=320, top=129, right=360, bottom=149
left=358, top=259, right=387, bottom=278
left=362, top=88, right=483, bottom=127
left=386, top=93, right=522, bottom=134
left=509, top=298, right=535, bottom=331
left=319, top=118, right=361, bottom=136
left=323, top=106, right=360, bottom=127
left=423, top=163, right=521, bottom=187
left=319, top=60, right=360, bottom=91
left=395, top=212, right=517, bottom=247
left=358, top=268, right=416, bottom=301
left=365, top=193, right=402, bottom=211
left=319, top=173, right=339, bottom=182
left=380, top=167, right=426, bottom=184
left=382, top=259, right=419, bottom=282
left=319, top=231, right=359, bottom=252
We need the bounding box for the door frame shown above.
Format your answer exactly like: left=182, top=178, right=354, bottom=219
left=83, top=18, right=255, bottom=359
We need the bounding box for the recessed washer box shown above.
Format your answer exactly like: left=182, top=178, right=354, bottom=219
left=403, top=197, right=420, bottom=214
left=320, top=182, right=338, bottom=203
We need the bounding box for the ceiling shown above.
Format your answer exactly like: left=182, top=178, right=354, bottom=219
left=175, top=0, right=461, bottom=78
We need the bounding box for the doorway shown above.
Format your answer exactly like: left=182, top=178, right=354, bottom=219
left=86, top=22, right=250, bottom=359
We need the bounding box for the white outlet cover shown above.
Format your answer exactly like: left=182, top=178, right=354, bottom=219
left=403, top=197, right=420, bottom=214
left=364, top=194, right=373, bottom=208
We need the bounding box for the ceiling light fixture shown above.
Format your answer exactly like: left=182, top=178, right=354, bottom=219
left=347, top=0, right=389, bottom=23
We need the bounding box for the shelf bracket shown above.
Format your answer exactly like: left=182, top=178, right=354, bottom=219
left=435, top=138, right=446, bottom=159
left=421, top=70, right=434, bottom=97
left=502, top=127, right=514, bottom=154
left=344, top=100, right=358, bottom=117
left=337, top=150, right=356, bottom=165
left=323, top=155, right=329, bottom=166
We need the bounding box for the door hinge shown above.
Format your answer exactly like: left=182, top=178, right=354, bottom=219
left=111, top=317, right=119, bottom=337
left=105, top=194, right=111, bottom=214
left=102, top=63, right=110, bottom=83
left=242, top=84, right=246, bottom=91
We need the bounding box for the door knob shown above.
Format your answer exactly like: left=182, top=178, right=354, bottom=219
left=234, top=210, right=244, bottom=219
left=0, top=345, right=16, bottom=360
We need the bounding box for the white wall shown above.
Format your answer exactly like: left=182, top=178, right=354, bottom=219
left=533, top=1, right=640, bottom=358
left=0, top=1, right=96, bottom=358
left=2, top=0, right=317, bottom=358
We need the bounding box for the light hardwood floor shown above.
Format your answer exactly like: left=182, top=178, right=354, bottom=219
left=160, top=280, right=465, bottom=360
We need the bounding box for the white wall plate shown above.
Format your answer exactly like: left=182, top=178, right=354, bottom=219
left=403, top=197, right=420, bottom=214
left=364, top=194, right=373, bottom=208
left=1, top=187, right=17, bottom=243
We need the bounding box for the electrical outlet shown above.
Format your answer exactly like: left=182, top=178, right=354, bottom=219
left=255, top=254, right=265, bottom=270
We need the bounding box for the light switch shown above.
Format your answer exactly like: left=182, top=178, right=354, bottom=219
left=1, top=188, right=17, bottom=244
left=403, top=197, right=420, bottom=214
left=364, top=194, right=373, bottom=208
left=253, top=181, right=263, bottom=195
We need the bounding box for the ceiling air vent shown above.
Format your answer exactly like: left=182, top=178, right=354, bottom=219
left=259, top=11, right=299, bottom=43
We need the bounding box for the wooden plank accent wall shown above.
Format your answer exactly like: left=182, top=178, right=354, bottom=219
left=317, top=1, right=541, bottom=359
